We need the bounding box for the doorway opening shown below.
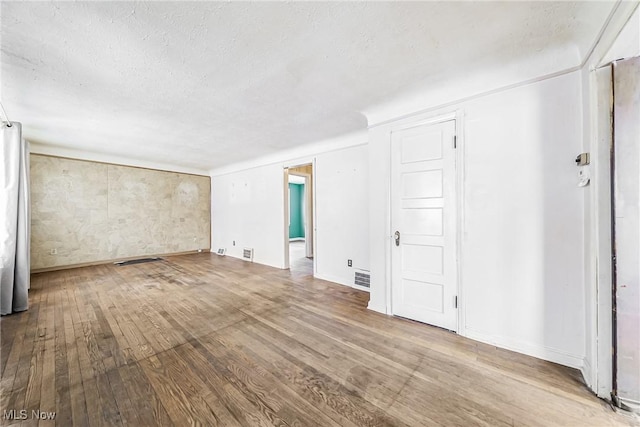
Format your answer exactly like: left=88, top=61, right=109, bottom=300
left=285, top=163, right=314, bottom=276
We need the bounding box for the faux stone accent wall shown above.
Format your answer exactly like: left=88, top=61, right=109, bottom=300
left=30, top=155, right=210, bottom=270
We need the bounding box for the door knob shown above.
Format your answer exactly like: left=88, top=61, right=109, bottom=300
left=394, top=231, right=400, bottom=247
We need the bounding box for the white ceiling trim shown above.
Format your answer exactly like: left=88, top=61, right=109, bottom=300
left=587, top=1, right=640, bottom=68
left=29, top=141, right=210, bottom=176
left=365, top=1, right=632, bottom=126
left=209, top=129, right=367, bottom=177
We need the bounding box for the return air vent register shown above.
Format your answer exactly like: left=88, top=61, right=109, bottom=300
left=355, top=271, right=370, bottom=288
left=115, top=257, right=163, bottom=266
left=243, top=248, right=254, bottom=262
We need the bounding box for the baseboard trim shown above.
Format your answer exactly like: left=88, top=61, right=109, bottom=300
left=220, top=251, right=284, bottom=270
left=616, top=397, right=640, bottom=414
left=31, top=249, right=210, bottom=273
left=314, top=272, right=351, bottom=287
left=314, top=272, right=370, bottom=292
left=367, top=302, right=388, bottom=314
left=463, top=328, right=584, bottom=369
left=581, top=357, right=594, bottom=389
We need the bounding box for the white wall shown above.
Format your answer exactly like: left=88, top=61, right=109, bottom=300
left=210, top=137, right=370, bottom=288
left=207, top=3, right=638, bottom=376
left=462, top=72, right=585, bottom=367
left=369, top=71, right=586, bottom=368
left=315, top=145, right=370, bottom=286
left=211, top=163, right=286, bottom=268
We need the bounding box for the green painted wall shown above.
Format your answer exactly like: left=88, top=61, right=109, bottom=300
left=289, top=183, right=305, bottom=239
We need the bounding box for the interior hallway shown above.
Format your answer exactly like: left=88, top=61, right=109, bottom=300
left=289, top=240, right=312, bottom=276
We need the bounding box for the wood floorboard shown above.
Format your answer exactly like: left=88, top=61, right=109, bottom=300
left=1, top=252, right=637, bottom=426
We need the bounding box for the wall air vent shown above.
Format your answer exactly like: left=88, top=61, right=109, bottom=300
left=355, top=271, right=370, bottom=288
left=216, top=248, right=226, bottom=256
left=243, top=248, right=254, bottom=262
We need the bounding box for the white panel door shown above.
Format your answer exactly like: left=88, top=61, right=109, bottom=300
left=391, top=119, right=457, bottom=331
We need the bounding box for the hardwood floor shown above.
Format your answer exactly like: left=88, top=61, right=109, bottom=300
left=289, top=241, right=312, bottom=275
left=1, top=253, right=636, bottom=426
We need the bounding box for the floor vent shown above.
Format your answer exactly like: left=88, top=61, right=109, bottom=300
left=243, top=248, right=254, bottom=262
left=355, top=272, right=370, bottom=288
left=115, top=257, right=162, bottom=266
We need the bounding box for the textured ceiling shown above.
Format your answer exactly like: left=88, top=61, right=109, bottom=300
left=1, top=1, right=615, bottom=170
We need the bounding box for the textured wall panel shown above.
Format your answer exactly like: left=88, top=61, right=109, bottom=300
left=30, top=155, right=210, bottom=270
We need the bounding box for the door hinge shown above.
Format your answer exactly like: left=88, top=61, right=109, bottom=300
left=454, top=296, right=458, bottom=308
left=453, top=135, right=457, bottom=149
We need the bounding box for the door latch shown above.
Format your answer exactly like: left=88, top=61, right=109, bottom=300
left=394, top=231, right=400, bottom=247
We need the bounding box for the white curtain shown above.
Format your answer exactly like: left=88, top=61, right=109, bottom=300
left=1, top=122, right=30, bottom=315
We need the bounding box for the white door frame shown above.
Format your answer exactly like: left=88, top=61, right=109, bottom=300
left=283, top=160, right=317, bottom=275
left=386, top=110, right=464, bottom=333
left=589, top=64, right=615, bottom=399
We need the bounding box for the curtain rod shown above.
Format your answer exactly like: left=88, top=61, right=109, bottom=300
left=0, top=101, right=12, bottom=127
